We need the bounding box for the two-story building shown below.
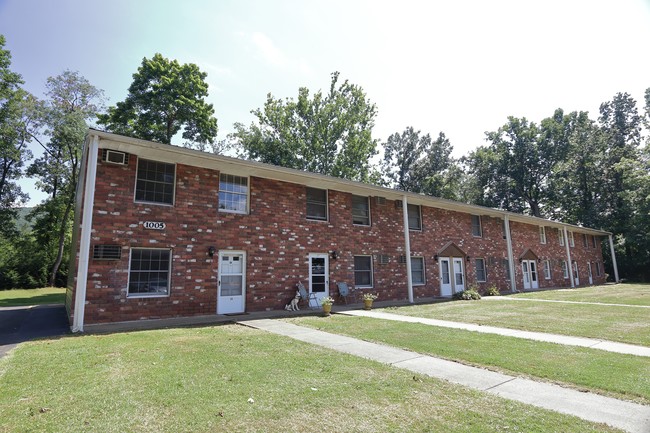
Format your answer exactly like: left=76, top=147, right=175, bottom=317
left=66, top=129, right=619, bottom=331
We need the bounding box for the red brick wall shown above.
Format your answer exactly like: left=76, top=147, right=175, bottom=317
left=77, top=150, right=607, bottom=324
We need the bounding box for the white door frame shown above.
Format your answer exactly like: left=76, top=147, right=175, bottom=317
left=587, top=262, right=593, bottom=285
left=308, top=253, right=329, bottom=304
left=521, top=260, right=539, bottom=290
left=439, top=258, right=452, bottom=297
left=217, top=250, right=246, bottom=314
left=452, top=257, right=465, bottom=293
left=572, top=261, right=580, bottom=286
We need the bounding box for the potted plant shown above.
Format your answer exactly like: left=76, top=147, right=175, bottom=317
left=361, top=292, right=378, bottom=310
left=320, top=296, right=334, bottom=315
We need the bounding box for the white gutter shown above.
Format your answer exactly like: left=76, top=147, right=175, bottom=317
left=402, top=195, right=414, bottom=303
left=504, top=216, right=517, bottom=293
left=563, top=227, right=575, bottom=288
left=72, top=134, right=99, bottom=333
left=608, top=234, right=620, bottom=283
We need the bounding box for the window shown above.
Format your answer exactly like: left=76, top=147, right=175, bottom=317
left=543, top=260, right=551, bottom=279
left=583, top=233, right=588, bottom=248
left=354, top=255, right=373, bottom=287
left=219, top=174, right=248, bottom=213
left=306, top=187, right=328, bottom=221
left=539, top=226, right=546, bottom=244
left=595, top=262, right=602, bottom=277
left=352, top=195, right=370, bottom=226
left=471, top=215, right=482, bottom=237
left=558, top=229, right=565, bottom=246
left=593, top=235, right=598, bottom=248
left=410, top=257, right=425, bottom=285
left=407, top=204, right=421, bottom=230
left=475, top=258, right=486, bottom=282
left=561, top=260, right=569, bottom=279
left=504, top=259, right=511, bottom=280
left=569, top=231, right=575, bottom=247
left=135, top=159, right=175, bottom=205
left=128, top=248, right=171, bottom=296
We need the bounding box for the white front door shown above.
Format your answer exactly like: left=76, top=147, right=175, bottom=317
left=587, top=262, right=593, bottom=285
left=522, top=260, right=539, bottom=290
left=573, top=262, right=580, bottom=286
left=309, top=253, right=329, bottom=304
left=217, top=251, right=246, bottom=314
left=439, top=258, right=452, bottom=297
left=452, top=258, right=465, bottom=293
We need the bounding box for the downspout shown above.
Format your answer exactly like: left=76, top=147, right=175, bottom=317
left=608, top=234, right=620, bottom=283
left=504, top=216, right=517, bottom=293
left=72, top=134, right=99, bottom=333
left=402, top=195, right=414, bottom=303
left=563, top=227, right=575, bottom=288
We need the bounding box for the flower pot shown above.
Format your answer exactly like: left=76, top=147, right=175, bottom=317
left=322, top=304, right=332, bottom=315
left=363, top=299, right=373, bottom=310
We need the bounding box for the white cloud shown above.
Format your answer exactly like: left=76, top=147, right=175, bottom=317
left=251, top=32, right=286, bottom=66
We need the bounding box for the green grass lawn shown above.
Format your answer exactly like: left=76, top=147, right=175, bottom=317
left=0, top=325, right=621, bottom=433
left=378, top=296, right=650, bottom=346
left=289, top=315, right=650, bottom=405
left=0, top=287, right=66, bottom=307
left=511, top=283, right=650, bottom=306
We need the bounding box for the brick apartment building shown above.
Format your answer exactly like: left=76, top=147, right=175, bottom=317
left=66, top=130, right=619, bottom=331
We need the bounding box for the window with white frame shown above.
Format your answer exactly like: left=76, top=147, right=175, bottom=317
left=582, top=233, right=588, bottom=248
left=352, top=195, right=370, bottom=226
left=539, top=226, right=546, bottom=244
left=135, top=159, right=175, bottom=205
left=306, top=187, right=328, bottom=221
left=592, top=235, right=597, bottom=248
left=407, top=204, right=421, bottom=230
left=561, top=260, right=569, bottom=279
left=543, top=260, right=551, bottom=279
left=411, top=257, right=425, bottom=285
left=128, top=248, right=171, bottom=296
left=558, top=229, right=565, bottom=246
left=475, top=258, right=487, bottom=282
left=569, top=231, right=575, bottom=247
left=219, top=174, right=248, bottom=213
left=471, top=215, right=482, bottom=237
left=354, top=255, right=373, bottom=287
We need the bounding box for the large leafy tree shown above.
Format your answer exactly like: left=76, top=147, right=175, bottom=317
left=231, top=72, right=379, bottom=182
left=97, top=53, right=219, bottom=150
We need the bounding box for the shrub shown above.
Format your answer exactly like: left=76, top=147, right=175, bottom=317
left=453, top=288, right=481, bottom=300
left=484, top=284, right=500, bottom=296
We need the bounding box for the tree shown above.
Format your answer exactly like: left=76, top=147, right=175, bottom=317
left=97, top=53, right=218, bottom=150
left=28, top=70, right=104, bottom=286
left=231, top=72, right=379, bottom=182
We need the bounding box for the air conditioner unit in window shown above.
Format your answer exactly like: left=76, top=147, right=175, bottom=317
left=103, top=149, right=128, bottom=165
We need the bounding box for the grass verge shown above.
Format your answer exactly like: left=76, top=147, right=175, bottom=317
left=0, top=324, right=621, bottom=432
left=289, top=315, right=650, bottom=405
left=0, top=287, right=66, bottom=307
left=512, top=283, right=650, bottom=306
left=377, top=298, right=650, bottom=346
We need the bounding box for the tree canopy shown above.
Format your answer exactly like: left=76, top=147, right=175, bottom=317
left=97, top=53, right=218, bottom=150
left=231, top=72, right=379, bottom=183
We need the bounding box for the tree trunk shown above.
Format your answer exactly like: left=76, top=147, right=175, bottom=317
left=48, top=195, right=73, bottom=286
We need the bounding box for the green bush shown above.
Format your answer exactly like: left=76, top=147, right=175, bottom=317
left=453, top=288, right=481, bottom=300
left=484, top=284, right=500, bottom=296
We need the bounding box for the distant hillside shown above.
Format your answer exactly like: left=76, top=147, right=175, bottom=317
left=15, top=207, right=34, bottom=231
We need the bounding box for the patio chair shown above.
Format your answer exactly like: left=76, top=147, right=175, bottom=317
left=297, top=281, right=319, bottom=309
left=336, top=282, right=357, bottom=304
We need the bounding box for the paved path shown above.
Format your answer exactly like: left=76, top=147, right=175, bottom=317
left=339, top=310, right=650, bottom=357
left=241, top=318, right=650, bottom=433
left=0, top=304, right=69, bottom=358
left=484, top=296, right=650, bottom=309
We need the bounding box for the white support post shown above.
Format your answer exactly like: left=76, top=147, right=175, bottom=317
left=504, top=216, right=517, bottom=293
left=563, top=227, right=575, bottom=288
left=402, top=195, right=414, bottom=303
left=608, top=234, right=620, bottom=283
left=72, top=134, right=99, bottom=333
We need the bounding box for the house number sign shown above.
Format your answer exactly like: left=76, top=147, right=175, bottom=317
left=143, top=221, right=166, bottom=230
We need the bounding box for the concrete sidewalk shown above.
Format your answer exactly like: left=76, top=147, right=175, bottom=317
left=339, top=310, right=650, bottom=358
left=240, top=318, right=650, bottom=433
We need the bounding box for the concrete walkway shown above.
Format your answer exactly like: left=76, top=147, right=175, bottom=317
left=241, top=318, right=650, bottom=433
left=339, top=310, right=650, bottom=358
left=484, top=296, right=650, bottom=309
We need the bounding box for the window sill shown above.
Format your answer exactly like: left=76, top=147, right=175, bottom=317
left=127, top=293, right=170, bottom=299
left=219, top=209, right=248, bottom=215
left=134, top=200, right=174, bottom=207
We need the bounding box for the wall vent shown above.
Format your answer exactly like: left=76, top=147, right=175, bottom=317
left=375, top=196, right=386, bottom=206
left=378, top=254, right=390, bottom=264
left=93, top=245, right=122, bottom=260
left=102, top=149, right=129, bottom=165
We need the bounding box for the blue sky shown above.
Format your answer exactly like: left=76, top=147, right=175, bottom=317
left=1, top=0, right=649, bottom=206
